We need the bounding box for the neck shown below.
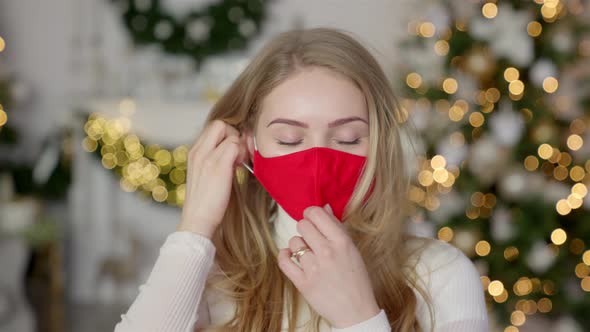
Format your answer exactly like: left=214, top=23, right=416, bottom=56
left=272, top=203, right=299, bottom=249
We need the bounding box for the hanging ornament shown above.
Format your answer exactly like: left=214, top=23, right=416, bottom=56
left=452, top=69, right=479, bottom=103
left=530, top=58, right=558, bottom=87
left=470, top=4, right=534, bottom=67
left=551, top=25, right=576, bottom=54
left=490, top=205, right=515, bottom=243
left=526, top=240, right=557, bottom=274
left=489, top=98, right=525, bottom=147
left=549, top=61, right=590, bottom=121
left=552, top=315, right=584, bottom=332
left=467, top=135, right=510, bottom=186
left=429, top=189, right=465, bottom=224
left=502, top=169, right=545, bottom=202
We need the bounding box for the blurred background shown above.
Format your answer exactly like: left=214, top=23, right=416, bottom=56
left=0, top=0, right=588, bottom=331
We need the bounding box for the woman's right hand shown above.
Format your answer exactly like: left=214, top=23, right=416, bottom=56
left=177, top=119, right=248, bottom=239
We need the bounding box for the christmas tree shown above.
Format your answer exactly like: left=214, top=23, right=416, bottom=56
left=397, top=0, right=590, bottom=329
left=0, top=34, right=70, bottom=200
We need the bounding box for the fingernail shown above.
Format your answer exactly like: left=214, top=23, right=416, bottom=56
left=324, top=203, right=333, bottom=214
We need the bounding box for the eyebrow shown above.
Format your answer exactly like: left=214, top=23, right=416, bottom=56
left=266, top=116, right=368, bottom=128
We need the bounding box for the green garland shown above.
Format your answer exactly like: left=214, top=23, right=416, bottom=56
left=110, top=0, right=271, bottom=68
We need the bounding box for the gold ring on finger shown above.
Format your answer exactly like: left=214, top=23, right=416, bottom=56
left=290, top=246, right=312, bottom=263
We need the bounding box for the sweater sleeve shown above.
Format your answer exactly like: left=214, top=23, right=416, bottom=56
left=330, top=308, right=391, bottom=332
left=113, top=231, right=216, bottom=332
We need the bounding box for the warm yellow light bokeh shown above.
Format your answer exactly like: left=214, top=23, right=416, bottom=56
left=567, top=134, right=583, bottom=151
left=482, top=3, right=498, bottom=19
left=527, top=21, right=542, bottom=37
left=443, top=78, right=458, bottom=94
left=406, top=72, right=423, bottom=89
left=538, top=144, right=553, bottom=159
left=431, top=155, right=447, bottom=169
left=419, top=22, right=436, bottom=37
left=543, top=76, right=559, bottom=93
left=504, top=67, right=519, bottom=82
left=438, top=226, right=454, bottom=242
left=551, top=228, right=567, bottom=245
left=475, top=240, right=491, bottom=256
left=434, top=40, right=450, bottom=56
left=509, top=80, right=525, bottom=95
left=488, top=280, right=504, bottom=296
left=0, top=108, right=7, bottom=127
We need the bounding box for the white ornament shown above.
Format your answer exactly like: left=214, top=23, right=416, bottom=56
left=429, top=189, right=465, bottom=224
left=542, top=180, right=570, bottom=206
left=239, top=19, right=257, bottom=37
left=154, top=20, right=174, bottom=40
left=468, top=135, right=510, bottom=186
left=407, top=100, right=432, bottom=132
left=498, top=168, right=528, bottom=201
left=399, top=39, right=445, bottom=85
left=470, top=4, right=534, bottom=66
left=453, top=70, right=479, bottom=104
left=530, top=59, right=558, bottom=87
left=187, top=17, right=212, bottom=42
left=548, top=62, right=590, bottom=121
left=498, top=167, right=545, bottom=202
left=435, top=134, right=468, bottom=168
left=552, top=315, right=584, bottom=332
left=490, top=206, right=515, bottom=243
left=526, top=240, right=557, bottom=274
left=489, top=99, right=524, bottom=147
left=552, top=28, right=575, bottom=53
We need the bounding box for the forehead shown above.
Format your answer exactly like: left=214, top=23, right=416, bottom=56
left=258, top=67, right=367, bottom=126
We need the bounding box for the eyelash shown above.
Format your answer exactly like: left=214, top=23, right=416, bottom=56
left=277, top=138, right=361, bottom=146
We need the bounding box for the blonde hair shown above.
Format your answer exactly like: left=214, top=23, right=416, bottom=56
left=201, top=27, right=434, bottom=332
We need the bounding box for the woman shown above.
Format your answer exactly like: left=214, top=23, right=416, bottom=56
left=114, top=27, right=488, bottom=332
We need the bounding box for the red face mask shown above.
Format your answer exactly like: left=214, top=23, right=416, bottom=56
left=242, top=137, right=372, bottom=222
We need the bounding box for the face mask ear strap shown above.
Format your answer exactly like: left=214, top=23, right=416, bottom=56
left=241, top=135, right=256, bottom=174
left=242, top=161, right=253, bottom=174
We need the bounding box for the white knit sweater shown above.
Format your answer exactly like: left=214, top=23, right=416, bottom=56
left=114, top=204, right=489, bottom=331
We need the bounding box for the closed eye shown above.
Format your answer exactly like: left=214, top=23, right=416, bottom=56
left=276, top=139, right=303, bottom=146
left=337, top=138, right=361, bottom=145
left=276, top=138, right=361, bottom=146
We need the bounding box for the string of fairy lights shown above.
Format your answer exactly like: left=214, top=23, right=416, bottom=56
left=400, top=0, right=590, bottom=330
left=81, top=98, right=193, bottom=207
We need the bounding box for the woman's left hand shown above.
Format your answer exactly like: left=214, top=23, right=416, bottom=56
left=277, top=204, right=381, bottom=329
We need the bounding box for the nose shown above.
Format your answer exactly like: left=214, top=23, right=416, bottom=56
left=308, top=136, right=330, bottom=149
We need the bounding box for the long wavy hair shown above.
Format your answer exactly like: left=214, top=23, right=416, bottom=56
left=200, top=27, right=434, bottom=332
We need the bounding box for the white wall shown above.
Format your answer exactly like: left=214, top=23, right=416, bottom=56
left=0, top=0, right=415, bottom=162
